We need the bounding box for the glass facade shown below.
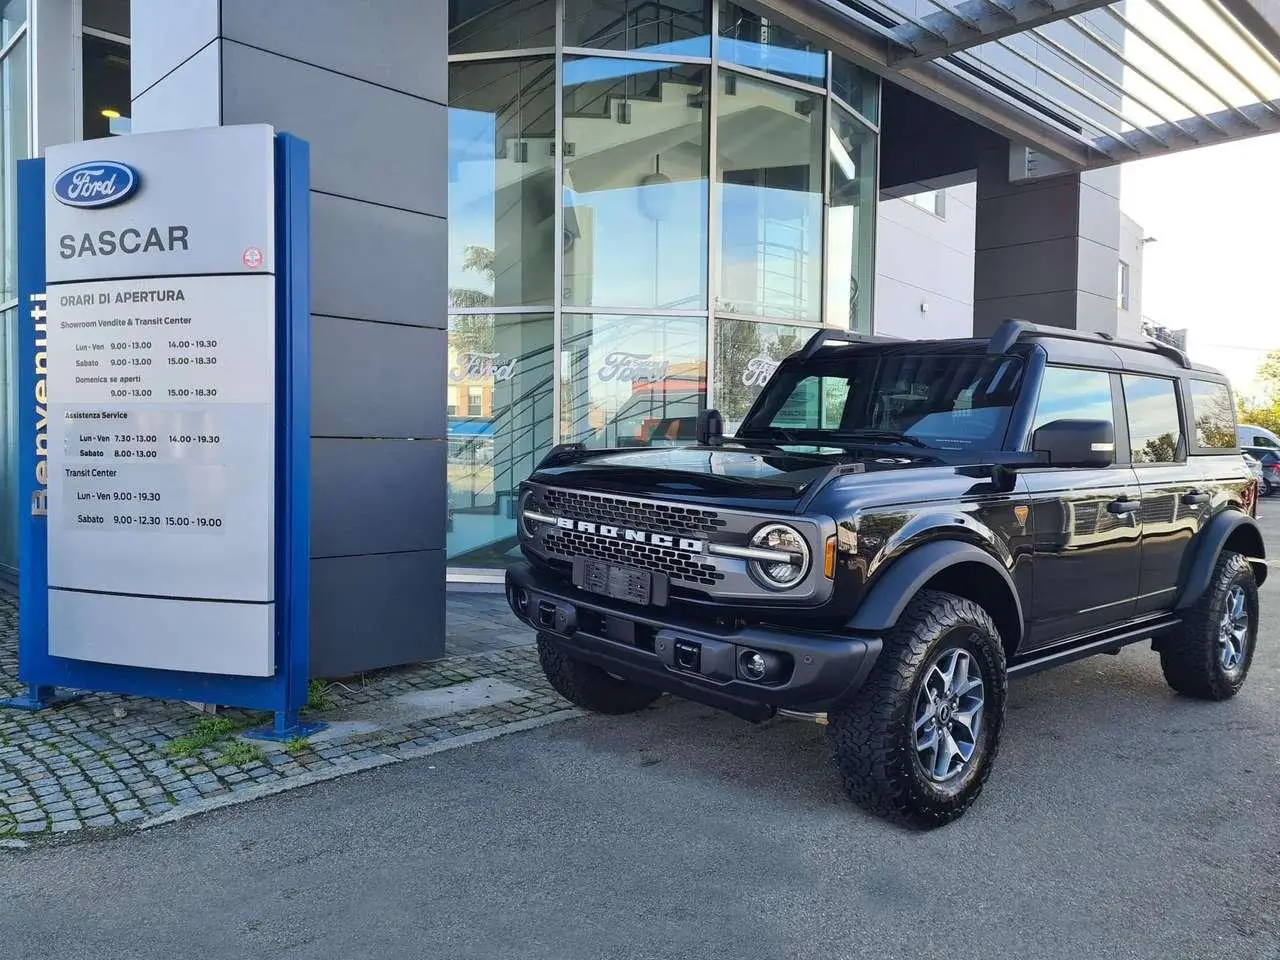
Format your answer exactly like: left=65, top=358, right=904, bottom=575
left=0, top=0, right=28, bottom=578
left=448, top=0, right=879, bottom=571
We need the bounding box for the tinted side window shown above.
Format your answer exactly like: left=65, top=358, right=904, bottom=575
left=1123, top=375, right=1183, bottom=464
left=1030, top=366, right=1114, bottom=434
left=1189, top=380, right=1236, bottom=448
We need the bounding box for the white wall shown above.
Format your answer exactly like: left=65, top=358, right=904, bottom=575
left=1116, top=212, right=1145, bottom=341
left=873, top=183, right=976, bottom=339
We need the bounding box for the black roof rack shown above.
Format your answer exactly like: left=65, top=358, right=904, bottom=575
left=985, top=318, right=1192, bottom=369
left=798, top=327, right=902, bottom=361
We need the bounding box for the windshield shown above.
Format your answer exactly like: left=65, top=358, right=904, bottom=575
left=737, top=350, right=1025, bottom=451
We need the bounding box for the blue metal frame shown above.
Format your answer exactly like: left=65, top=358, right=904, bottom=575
left=1, top=134, right=324, bottom=738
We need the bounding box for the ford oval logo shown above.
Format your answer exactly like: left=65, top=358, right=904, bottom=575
left=52, top=161, right=140, bottom=208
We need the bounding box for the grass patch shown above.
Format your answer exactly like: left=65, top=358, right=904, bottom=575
left=164, top=716, right=242, bottom=758
left=284, top=736, right=312, bottom=756
left=305, top=679, right=334, bottom=713
left=0, top=811, right=15, bottom=836
left=216, top=740, right=266, bottom=768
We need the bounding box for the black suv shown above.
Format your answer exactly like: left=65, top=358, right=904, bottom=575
left=505, top=320, right=1267, bottom=827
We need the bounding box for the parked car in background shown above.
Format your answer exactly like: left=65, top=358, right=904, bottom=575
left=1243, top=451, right=1264, bottom=487
left=1246, top=448, right=1280, bottom=496
left=1239, top=423, right=1280, bottom=451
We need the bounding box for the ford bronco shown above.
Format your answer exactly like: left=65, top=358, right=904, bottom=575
left=505, top=319, right=1267, bottom=827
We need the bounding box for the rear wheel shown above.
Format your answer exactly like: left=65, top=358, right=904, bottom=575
left=827, top=590, right=1007, bottom=829
left=1160, top=551, right=1258, bottom=701
left=537, top=634, right=662, bottom=714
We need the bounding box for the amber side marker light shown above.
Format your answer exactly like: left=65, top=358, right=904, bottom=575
left=824, top=536, right=837, bottom=579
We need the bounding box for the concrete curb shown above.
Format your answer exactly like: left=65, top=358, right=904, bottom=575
left=137, top=708, right=583, bottom=831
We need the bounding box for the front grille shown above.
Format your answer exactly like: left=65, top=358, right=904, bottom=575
left=544, top=527, right=724, bottom=586
left=541, top=488, right=726, bottom=536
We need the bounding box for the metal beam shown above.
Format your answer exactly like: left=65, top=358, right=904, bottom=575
left=887, top=0, right=1117, bottom=65
left=760, top=0, right=1100, bottom=169
left=1089, top=97, right=1280, bottom=162
left=1217, top=0, right=1280, bottom=69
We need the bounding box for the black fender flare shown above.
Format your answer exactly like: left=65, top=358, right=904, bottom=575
left=1175, top=511, right=1268, bottom=611
left=847, top=539, right=1025, bottom=642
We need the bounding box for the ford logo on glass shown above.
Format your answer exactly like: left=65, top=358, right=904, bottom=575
left=52, top=161, right=140, bottom=208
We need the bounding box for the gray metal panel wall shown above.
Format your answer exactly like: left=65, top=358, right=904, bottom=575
left=130, top=0, right=449, bottom=676
left=973, top=147, right=1120, bottom=337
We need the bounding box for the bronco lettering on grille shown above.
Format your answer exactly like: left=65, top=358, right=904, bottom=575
left=552, top=516, right=705, bottom=553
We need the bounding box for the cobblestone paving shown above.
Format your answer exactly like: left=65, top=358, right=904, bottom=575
left=0, top=592, right=554, bottom=841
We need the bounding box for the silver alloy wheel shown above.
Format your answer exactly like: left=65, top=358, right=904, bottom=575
left=913, top=646, right=985, bottom=783
left=1219, top=584, right=1250, bottom=673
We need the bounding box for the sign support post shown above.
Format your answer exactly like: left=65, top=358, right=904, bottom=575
left=1, top=127, right=324, bottom=741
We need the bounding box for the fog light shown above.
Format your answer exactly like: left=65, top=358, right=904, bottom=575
left=739, top=650, right=768, bottom=681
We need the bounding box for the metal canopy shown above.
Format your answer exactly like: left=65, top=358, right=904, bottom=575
left=773, top=0, right=1280, bottom=179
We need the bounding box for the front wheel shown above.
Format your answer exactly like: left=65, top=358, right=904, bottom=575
left=827, top=590, right=1007, bottom=829
left=537, top=634, right=662, bottom=714
left=1160, top=551, right=1258, bottom=701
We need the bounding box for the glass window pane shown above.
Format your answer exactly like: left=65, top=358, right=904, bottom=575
left=562, top=314, right=706, bottom=448
left=712, top=318, right=808, bottom=430
left=827, top=105, right=876, bottom=332
left=1123, top=374, right=1183, bottom=463
left=1189, top=380, right=1236, bottom=448
left=769, top=375, right=849, bottom=430
left=446, top=312, right=554, bottom=568
left=716, top=71, right=823, bottom=323
left=83, top=0, right=129, bottom=36
left=449, top=0, right=555, bottom=54
left=742, top=350, right=1023, bottom=450
left=2, top=0, right=25, bottom=44
left=82, top=35, right=131, bottom=140
left=449, top=58, right=556, bottom=310
left=1, top=32, right=28, bottom=305
left=719, top=1, right=825, bottom=86
left=565, top=0, right=710, bottom=56
left=1031, top=366, right=1113, bottom=434
left=562, top=59, right=708, bottom=310
left=831, top=55, right=879, bottom=123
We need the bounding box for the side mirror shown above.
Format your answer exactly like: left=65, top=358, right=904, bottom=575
left=696, top=408, right=724, bottom=446
left=1031, top=418, right=1115, bottom=468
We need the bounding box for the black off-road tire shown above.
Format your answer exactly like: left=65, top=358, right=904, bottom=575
left=827, top=590, right=1007, bottom=829
left=1160, top=551, right=1258, bottom=701
left=537, top=634, right=662, bottom=714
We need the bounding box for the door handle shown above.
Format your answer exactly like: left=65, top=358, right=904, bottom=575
left=1181, top=490, right=1210, bottom=506
left=1108, top=498, right=1141, bottom=515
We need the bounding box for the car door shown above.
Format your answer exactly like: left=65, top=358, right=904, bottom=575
left=1122, top=373, right=1207, bottom=617
left=1021, top=366, right=1143, bottom=649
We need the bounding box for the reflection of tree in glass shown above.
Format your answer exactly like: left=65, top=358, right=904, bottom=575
left=448, top=245, right=496, bottom=354
left=1138, top=433, right=1177, bottom=463
left=1194, top=385, right=1236, bottom=447
left=714, top=320, right=761, bottom=422
left=715, top=323, right=804, bottom=423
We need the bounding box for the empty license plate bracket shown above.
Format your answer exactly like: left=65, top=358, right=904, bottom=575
left=573, top=558, right=669, bottom=607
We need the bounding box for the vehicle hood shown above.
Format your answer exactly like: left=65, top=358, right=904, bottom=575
left=529, top=444, right=942, bottom=509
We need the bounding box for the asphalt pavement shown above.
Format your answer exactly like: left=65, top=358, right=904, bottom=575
left=3, top=513, right=1279, bottom=960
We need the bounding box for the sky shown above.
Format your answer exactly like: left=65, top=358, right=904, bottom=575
left=1120, top=134, right=1280, bottom=399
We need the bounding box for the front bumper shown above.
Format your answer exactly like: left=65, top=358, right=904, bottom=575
left=506, top=562, right=882, bottom=722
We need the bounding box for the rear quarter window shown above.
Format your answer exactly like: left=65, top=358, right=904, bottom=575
left=1189, top=379, right=1237, bottom=449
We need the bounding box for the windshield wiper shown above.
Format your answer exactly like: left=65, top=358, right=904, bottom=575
left=833, top=429, right=929, bottom=448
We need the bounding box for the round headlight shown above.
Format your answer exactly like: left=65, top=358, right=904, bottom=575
left=748, top=523, right=810, bottom=589
left=518, top=489, right=541, bottom=538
